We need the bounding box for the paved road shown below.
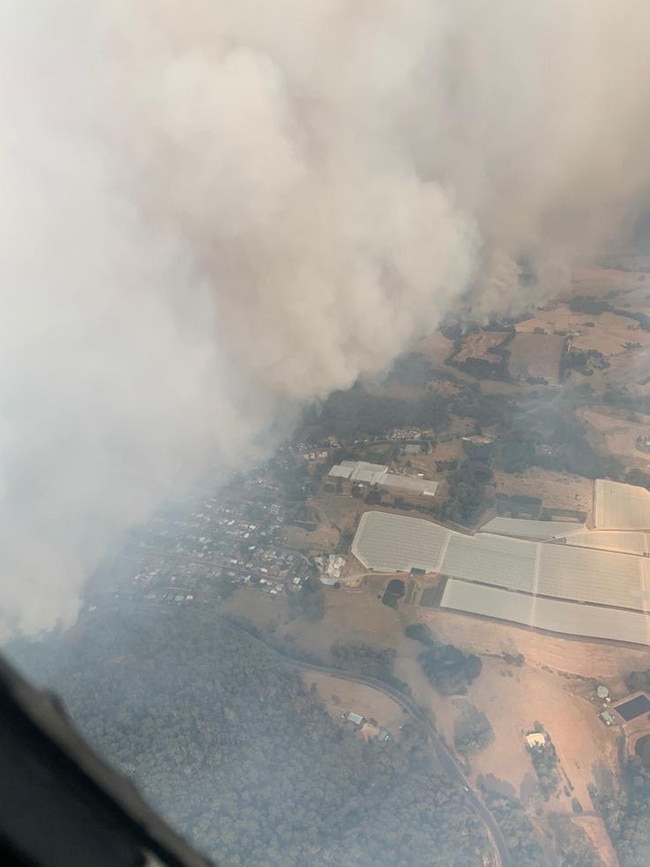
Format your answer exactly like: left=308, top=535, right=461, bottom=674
left=216, top=614, right=511, bottom=867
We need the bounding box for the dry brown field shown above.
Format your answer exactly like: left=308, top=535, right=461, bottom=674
left=493, top=467, right=594, bottom=516
left=314, top=494, right=366, bottom=535
left=570, top=311, right=650, bottom=356
left=301, top=671, right=407, bottom=737
left=223, top=583, right=407, bottom=663
left=416, top=607, right=650, bottom=682
left=282, top=520, right=340, bottom=554
left=514, top=304, right=578, bottom=335
left=414, top=331, right=457, bottom=367
left=571, top=266, right=644, bottom=298
left=581, top=409, right=650, bottom=469
left=508, top=333, right=565, bottom=383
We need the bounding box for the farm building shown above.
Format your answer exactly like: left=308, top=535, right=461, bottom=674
left=328, top=461, right=438, bottom=496
left=441, top=533, right=537, bottom=593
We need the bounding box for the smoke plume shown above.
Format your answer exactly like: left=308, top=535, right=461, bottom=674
left=2, top=0, right=650, bottom=639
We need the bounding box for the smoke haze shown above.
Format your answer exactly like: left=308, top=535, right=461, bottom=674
left=2, top=0, right=650, bottom=639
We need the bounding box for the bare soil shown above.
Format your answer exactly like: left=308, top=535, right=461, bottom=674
left=282, top=520, right=340, bottom=554
left=571, top=266, right=647, bottom=298
left=223, top=583, right=407, bottom=664
left=508, top=333, right=565, bottom=384
left=302, top=670, right=408, bottom=737
left=581, top=409, right=650, bottom=470
left=571, top=311, right=650, bottom=357
left=493, top=467, right=594, bottom=516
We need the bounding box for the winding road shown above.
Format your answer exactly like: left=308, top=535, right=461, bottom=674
left=216, top=613, right=512, bottom=867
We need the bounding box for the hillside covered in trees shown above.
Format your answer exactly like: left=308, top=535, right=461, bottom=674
left=9, top=608, right=490, bottom=867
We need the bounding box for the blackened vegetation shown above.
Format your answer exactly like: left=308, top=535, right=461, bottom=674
left=10, top=610, right=490, bottom=867
left=305, top=367, right=512, bottom=447
left=447, top=330, right=515, bottom=381
left=309, top=385, right=449, bottom=442
left=494, top=393, right=623, bottom=480
left=569, top=295, right=650, bottom=330
left=407, top=624, right=482, bottom=695
left=562, top=348, right=610, bottom=378
left=388, top=352, right=440, bottom=389
left=604, top=390, right=650, bottom=416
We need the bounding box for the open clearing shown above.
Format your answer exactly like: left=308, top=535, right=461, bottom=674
left=464, top=657, right=615, bottom=812
left=223, top=584, right=406, bottom=663
left=302, top=671, right=407, bottom=737
left=508, top=333, right=565, bottom=383
left=493, top=467, right=594, bottom=516
left=581, top=409, right=650, bottom=469
left=414, top=331, right=458, bottom=367
left=570, top=311, right=650, bottom=356
left=315, top=494, right=367, bottom=536
left=416, top=607, right=650, bottom=680
left=571, top=266, right=648, bottom=298
left=282, top=517, right=340, bottom=554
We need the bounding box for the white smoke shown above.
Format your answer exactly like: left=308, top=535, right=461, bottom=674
left=2, top=0, right=650, bottom=639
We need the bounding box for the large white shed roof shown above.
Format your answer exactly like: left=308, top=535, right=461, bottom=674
left=440, top=533, right=537, bottom=593
left=441, top=579, right=650, bottom=645
left=594, top=480, right=650, bottom=530
left=351, top=511, right=450, bottom=573
left=537, top=544, right=647, bottom=610
left=566, top=530, right=650, bottom=556
left=479, top=517, right=584, bottom=540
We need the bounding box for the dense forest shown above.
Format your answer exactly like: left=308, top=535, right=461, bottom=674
left=9, top=608, right=490, bottom=866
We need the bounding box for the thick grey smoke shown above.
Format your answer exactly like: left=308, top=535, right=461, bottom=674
left=1, top=0, right=650, bottom=639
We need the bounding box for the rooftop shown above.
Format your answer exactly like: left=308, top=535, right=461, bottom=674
left=595, top=480, right=650, bottom=530
left=479, top=517, right=584, bottom=540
